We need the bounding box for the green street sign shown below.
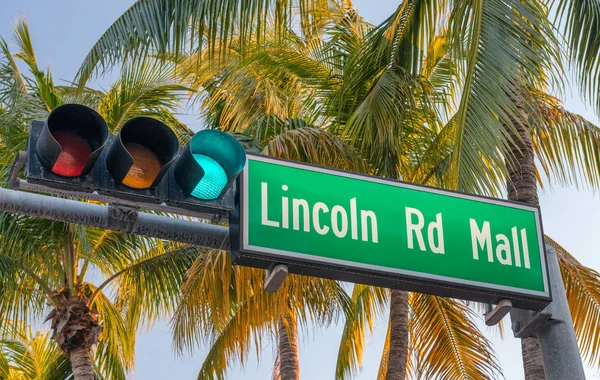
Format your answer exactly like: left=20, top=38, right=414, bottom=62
left=231, top=155, right=551, bottom=310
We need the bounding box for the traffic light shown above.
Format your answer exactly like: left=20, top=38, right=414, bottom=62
left=172, top=130, right=246, bottom=200
left=25, top=103, right=246, bottom=214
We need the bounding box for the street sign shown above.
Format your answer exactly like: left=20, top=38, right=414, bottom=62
left=231, top=155, right=551, bottom=310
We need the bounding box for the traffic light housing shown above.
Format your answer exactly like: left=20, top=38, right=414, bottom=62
left=25, top=103, right=246, bottom=214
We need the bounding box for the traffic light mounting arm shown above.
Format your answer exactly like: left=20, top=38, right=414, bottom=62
left=0, top=185, right=229, bottom=249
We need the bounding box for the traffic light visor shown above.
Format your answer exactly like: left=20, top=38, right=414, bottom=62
left=174, top=130, right=246, bottom=200
left=106, top=117, right=179, bottom=189
left=36, top=104, right=108, bottom=177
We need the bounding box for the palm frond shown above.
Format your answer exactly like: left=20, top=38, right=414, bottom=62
left=173, top=245, right=349, bottom=376
left=555, top=0, right=600, bottom=114
left=256, top=116, right=366, bottom=172
left=547, top=236, right=600, bottom=368
left=97, top=56, right=190, bottom=133
left=0, top=38, right=27, bottom=106
left=0, top=348, right=9, bottom=378
left=76, top=0, right=335, bottom=87
left=409, top=293, right=502, bottom=379
left=196, top=294, right=276, bottom=380
left=171, top=249, right=237, bottom=353
left=0, top=325, right=72, bottom=380
left=422, top=32, right=460, bottom=116
left=341, top=67, right=437, bottom=178
left=110, top=244, right=200, bottom=326
left=527, top=89, right=600, bottom=190
left=447, top=0, right=557, bottom=196
left=197, top=273, right=349, bottom=379
left=86, top=284, right=134, bottom=377
left=12, top=18, right=62, bottom=111
left=93, top=338, right=127, bottom=380
left=77, top=228, right=143, bottom=280
left=330, top=0, right=447, bottom=178
left=335, top=285, right=387, bottom=380
left=179, top=35, right=330, bottom=132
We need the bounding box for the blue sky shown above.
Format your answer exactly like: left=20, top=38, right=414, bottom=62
left=1, top=1, right=599, bottom=379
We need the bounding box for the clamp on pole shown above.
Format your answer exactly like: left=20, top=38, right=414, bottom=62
left=107, top=204, right=139, bottom=232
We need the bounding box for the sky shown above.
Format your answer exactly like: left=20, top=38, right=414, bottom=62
left=0, top=1, right=599, bottom=379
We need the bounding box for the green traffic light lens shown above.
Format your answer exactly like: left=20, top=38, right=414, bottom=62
left=191, top=154, right=228, bottom=200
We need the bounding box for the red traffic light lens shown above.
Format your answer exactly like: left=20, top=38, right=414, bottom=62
left=121, top=143, right=162, bottom=189
left=51, top=130, right=93, bottom=177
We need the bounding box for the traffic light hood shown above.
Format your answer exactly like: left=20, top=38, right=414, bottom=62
left=36, top=104, right=109, bottom=177
left=106, top=117, right=180, bottom=189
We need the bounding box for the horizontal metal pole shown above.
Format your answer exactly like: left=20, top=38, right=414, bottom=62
left=14, top=179, right=221, bottom=221
left=0, top=187, right=230, bottom=249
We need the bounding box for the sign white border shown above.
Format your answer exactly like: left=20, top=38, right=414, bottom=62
left=241, top=154, right=549, bottom=299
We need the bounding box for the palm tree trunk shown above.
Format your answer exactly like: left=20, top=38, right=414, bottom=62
left=48, top=290, right=102, bottom=380
left=278, top=314, right=300, bottom=380
left=385, top=289, right=409, bottom=380
left=505, top=120, right=546, bottom=379
left=69, top=347, right=95, bottom=380
left=521, top=337, right=545, bottom=380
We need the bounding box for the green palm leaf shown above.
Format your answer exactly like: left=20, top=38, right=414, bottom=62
left=0, top=38, right=27, bottom=105
left=555, top=0, right=600, bottom=114
left=447, top=0, right=557, bottom=196
left=97, top=57, right=191, bottom=133
left=256, top=116, right=365, bottom=172
left=197, top=294, right=275, bottom=380
left=0, top=326, right=72, bottom=380
left=76, top=0, right=336, bottom=87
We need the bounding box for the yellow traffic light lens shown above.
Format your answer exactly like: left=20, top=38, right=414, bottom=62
left=51, top=130, right=92, bottom=177
left=122, top=143, right=162, bottom=189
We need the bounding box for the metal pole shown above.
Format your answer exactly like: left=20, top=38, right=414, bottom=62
left=0, top=187, right=230, bottom=250
left=536, top=243, right=586, bottom=380
left=511, top=243, right=586, bottom=379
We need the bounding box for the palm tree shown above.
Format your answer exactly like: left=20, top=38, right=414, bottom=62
left=170, top=6, right=503, bottom=379
left=168, top=19, right=365, bottom=378
left=333, top=9, right=600, bottom=377
left=0, top=323, right=72, bottom=380
left=0, top=19, right=198, bottom=379
left=75, top=0, right=600, bottom=378
left=172, top=248, right=353, bottom=379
